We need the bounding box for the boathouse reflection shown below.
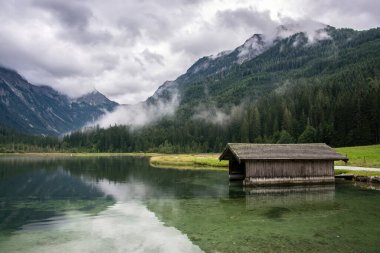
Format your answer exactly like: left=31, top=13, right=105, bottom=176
left=230, top=184, right=336, bottom=209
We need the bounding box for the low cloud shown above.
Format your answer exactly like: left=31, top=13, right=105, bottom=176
left=216, top=8, right=278, bottom=35
left=192, top=104, right=244, bottom=125
left=93, top=90, right=180, bottom=128
left=277, top=20, right=331, bottom=44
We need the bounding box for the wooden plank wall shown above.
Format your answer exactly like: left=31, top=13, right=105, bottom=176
left=245, top=160, right=334, bottom=178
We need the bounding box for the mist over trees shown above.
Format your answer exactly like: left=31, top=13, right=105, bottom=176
left=1, top=27, right=380, bottom=153
left=11, top=74, right=375, bottom=153
left=1, top=76, right=379, bottom=153
left=60, top=76, right=380, bottom=153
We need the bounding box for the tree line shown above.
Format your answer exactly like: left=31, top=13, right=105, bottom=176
left=1, top=28, right=379, bottom=153
left=6, top=75, right=377, bottom=153
left=61, top=75, right=379, bottom=153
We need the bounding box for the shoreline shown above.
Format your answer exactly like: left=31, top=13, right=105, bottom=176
left=1, top=152, right=379, bottom=176
left=0, top=152, right=160, bottom=157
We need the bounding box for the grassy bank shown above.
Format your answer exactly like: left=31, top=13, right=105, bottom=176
left=149, top=154, right=228, bottom=170
left=335, top=144, right=380, bottom=168
left=149, top=144, right=380, bottom=171
left=1, top=144, right=379, bottom=172
left=149, top=144, right=380, bottom=172
left=335, top=169, right=380, bottom=177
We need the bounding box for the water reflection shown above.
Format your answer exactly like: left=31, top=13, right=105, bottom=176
left=244, top=184, right=335, bottom=209
left=1, top=156, right=380, bottom=253
left=1, top=202, right=204, bottom=253
left=0, top=166, right=112, bottom=231
left=0, top=156, right=229, bottom=199
left=0, top=157, right=229, bottom=232
left=0, top=157, right=207, bottom=253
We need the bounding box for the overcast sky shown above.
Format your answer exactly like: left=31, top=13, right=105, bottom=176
left=0, top=0, right=379, bottom=104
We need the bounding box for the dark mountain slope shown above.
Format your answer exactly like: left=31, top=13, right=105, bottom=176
left=0, top=67, right=117, bottom=135
left=2, top=25, right=380, bottom=152
left=149, top=26, right=380, bottom=111
left=62, top=26, right=380, bottom=152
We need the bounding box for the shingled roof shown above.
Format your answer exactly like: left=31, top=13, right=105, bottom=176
left=219, top=143, right=348, bottom=163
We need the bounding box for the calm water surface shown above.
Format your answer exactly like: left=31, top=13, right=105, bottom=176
left=0, top=156, right=379, bottom=253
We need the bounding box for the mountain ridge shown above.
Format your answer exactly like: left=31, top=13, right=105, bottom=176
left=1, top=23, right=380, bottom=141
left=158, top=24, right=378, bottom=108
left=0, top=67, right=118, bottom=135
left=147, top=23, right=337, bottom=105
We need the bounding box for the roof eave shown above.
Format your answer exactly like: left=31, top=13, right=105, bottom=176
left=219, top=144, right=241, bottom=163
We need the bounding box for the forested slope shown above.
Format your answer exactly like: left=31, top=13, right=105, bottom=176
left=62, top=27, right=380, bottom=152
left=1, top=26, right=380, bottom=153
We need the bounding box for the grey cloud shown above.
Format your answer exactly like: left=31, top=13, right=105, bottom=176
left=116, top=19, right=142, bottom=45
left=0, top=0, right=379, bottom=105
left=133, top=57, right=145, bottom=68
left=102, top=83, right=142, bottom=97
left=63, top=29, right=113, bottom=45
left=303, top=0, right=380, bottom=29
left=33, top=0, right=92, bottom=29
left=216, top=8, right=279, bottom=33
left=171, top=31, right=231, bottom=57
left=102, top=0, right=203, bottom=44
left=149, top=0, right=203, bottom=5
left=0, top=35, right=81, bottom=78
left=310, top=0, right=380, bottom=16
left=141, top=49, right=164, bottom=66
left=115, top=4, right=192, bottom=41
left=33, top=0, right=112, bottom=45
left=92, top=53, right=120, bottom=71
left=171, top=8, right=280, bottom=57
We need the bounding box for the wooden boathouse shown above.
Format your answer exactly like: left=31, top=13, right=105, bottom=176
left=219, top=143, right=348, bottom=185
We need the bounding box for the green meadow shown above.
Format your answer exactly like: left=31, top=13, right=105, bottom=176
left=334, top=144, right=380, bottom=168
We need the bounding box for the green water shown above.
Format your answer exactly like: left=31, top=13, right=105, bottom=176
left=0, top=157, right=379, bottom=252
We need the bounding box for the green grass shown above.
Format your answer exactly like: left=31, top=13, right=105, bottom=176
left=334, top=169, right=380, bottom=177
left=335, top=169, right=380, bottom=177
left=334, top=144, right=380, bottom=168
left=149, top=144, right=380, bottom=170
left=0, top=152, right=229, bottom=170
left=1, top=144, right=379, bottom=171
left=149, top=154, right=228, bottom=170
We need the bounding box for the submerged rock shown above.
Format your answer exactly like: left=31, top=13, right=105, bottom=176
left=352, top=175, right=380, bottom=184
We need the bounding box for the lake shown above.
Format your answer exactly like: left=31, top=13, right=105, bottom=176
left=0, top=156, right=379, bottom=253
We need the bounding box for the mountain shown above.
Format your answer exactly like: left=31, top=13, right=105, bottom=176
left=75, top=90, right=116, bottom=107
left=148, top=33, right=268, bottom=104
left=76, top=24, right=379, bottom=152
left=149, top=25, right=379, bottom=109
left=2, top=24, right=380, bottom=152
left=0, top=67, right=118, bottom=135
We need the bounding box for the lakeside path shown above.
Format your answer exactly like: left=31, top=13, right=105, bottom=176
left=335, top=166, right=380, bottom=172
